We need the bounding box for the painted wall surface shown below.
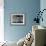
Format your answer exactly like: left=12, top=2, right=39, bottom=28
left=4, top=0, right=40, bottom=42
left=40, top=0, right=46, bottom=27
left=0, top=0, right=4, bottom=42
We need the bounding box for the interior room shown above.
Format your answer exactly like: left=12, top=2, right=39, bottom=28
left=0, top=0, right=46, bottom=46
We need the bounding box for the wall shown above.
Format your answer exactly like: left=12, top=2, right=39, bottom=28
left=4, top=0, right=40, bottom=42
left=0, top=0, right=4, bottom=42
left=40, top=0, right=46, bottom=27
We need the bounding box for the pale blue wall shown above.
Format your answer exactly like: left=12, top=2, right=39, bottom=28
left=4, top=0, right=40, bottom=42
left=40, top=0, right=46, bottom=27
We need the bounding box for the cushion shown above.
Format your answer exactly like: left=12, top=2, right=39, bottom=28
left=17, top=37, right=25, bottom=46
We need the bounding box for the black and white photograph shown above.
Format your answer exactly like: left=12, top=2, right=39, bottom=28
left=11, top=14, right=25, bottom=25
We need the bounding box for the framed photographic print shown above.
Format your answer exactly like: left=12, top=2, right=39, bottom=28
left=11, top=14, right=25, bottom=25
